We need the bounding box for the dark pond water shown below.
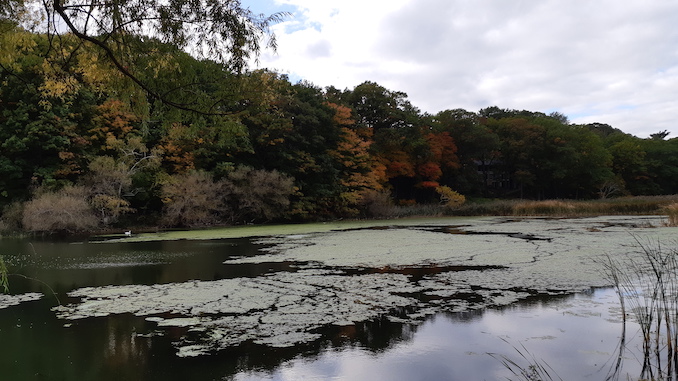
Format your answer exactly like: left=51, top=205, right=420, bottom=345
left=0, top=225, right=654, bottom=380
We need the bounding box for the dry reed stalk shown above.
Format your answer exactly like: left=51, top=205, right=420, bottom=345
left=600, top=239, right=678, bottom=381
left=665, top=203, right=678, bottom=227
left=512, top=200, right=576, bottom=216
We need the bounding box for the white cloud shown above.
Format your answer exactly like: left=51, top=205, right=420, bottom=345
left=256, top=0, right=678, bottom=137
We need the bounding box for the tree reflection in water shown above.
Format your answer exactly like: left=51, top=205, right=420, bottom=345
left=1, top=216, right=676, bottom=380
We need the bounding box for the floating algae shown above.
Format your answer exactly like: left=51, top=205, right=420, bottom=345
left=0, top=292, right=43, bottom=309
left=54, top=270, right=423, bottom=355
left=52, top=215, right=675, bottom=357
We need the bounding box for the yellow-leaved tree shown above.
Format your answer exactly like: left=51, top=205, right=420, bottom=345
left=435, top=186, right=466, bottom=208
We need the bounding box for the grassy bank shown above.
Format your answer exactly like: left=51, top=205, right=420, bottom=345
left=372, top=195, right=678, bottom=220
left=451, top=195, right=678, bottom=218
left=3, top=195, right=678, bottom=238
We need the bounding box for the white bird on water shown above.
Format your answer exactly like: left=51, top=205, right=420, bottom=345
left=124, top=230, right=132, bottom=237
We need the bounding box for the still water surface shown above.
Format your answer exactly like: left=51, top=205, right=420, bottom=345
left=0, top=216, right=671, bottom=380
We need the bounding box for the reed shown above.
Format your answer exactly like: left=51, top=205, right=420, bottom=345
left=600, top=239, right=678, bottom=381
left=448, top=199, right=517, bottom=216
left=664, top=203, right=678, bottom=227
left=450, top=195, right=678, bottom=217
left=0, top=256, right=8, bottom=293
left=489, top=338, right=562, bottom=381
left=491, top=238, right=678, bottom=381
left=512, top=200, right=576, bottom=216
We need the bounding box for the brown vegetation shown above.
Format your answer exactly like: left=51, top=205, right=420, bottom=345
left=601, top=240, right=678, bottom=381
left=664, top=202, right=678, bottom=227
left=222, top=165, right=295, bottom=223
left=160, top=171, right=227, bottom=227
left=451, top=196, right=678, bottom=218
left=22, top=186, right=98, bottom=233
left=160, top=166, right=296, bottom=228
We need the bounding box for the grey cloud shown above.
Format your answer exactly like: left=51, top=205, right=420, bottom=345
left=305, top=39, right=332, bottom=58
left=367, top=0, right=678, bottom=136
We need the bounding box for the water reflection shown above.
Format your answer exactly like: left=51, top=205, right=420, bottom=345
left=0, top=286, right=643, bottom=380
left=0, top=215, right=671, bottom=381
left=1, top=237, right=274, bottom=296
left=232, top=289, right=641, bottom=381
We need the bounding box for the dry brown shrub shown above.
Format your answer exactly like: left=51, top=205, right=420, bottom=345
left=22, top=186, right=98, bottom=233
left=360, top=190, right=395, bottom=218
left=82, top=156, right=136, bottom=224
left=160, top=171, right=226, bottom=227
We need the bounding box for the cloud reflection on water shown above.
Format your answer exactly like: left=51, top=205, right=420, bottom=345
left=234, top=288, right=642, bottom=381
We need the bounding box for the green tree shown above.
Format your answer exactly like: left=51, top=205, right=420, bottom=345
left=238, top=79, right=347, bottom=219
left=484, top=116, right=546, bottom=198
left=607, top=138, right=647, bottom=195
left=0, top=66, right=87, bottom=204
left=434, top=109, right=500, bottom=196
left=484, top=113, right=612, bottom=199
left=348, top=81, right=420, bottom=131
left=640, top=137, right=678, bottom=195
left=539, top=120, right=613, bottom=198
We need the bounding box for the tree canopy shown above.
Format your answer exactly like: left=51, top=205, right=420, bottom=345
left=2, top=24, right=678, bottom=233
left=1, top=0, right=286, bottom=113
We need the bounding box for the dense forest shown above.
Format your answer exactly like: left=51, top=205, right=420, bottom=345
left=2, top=26, right=678, bottom=233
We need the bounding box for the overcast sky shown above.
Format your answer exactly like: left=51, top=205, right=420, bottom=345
left=248, top=0, right=678, bottom=138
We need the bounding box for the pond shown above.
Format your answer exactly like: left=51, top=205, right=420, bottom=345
left=0, top=215, right=675, bottom=380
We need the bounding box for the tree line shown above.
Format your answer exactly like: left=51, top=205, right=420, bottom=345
left=1, top=28, right=677, bottom=233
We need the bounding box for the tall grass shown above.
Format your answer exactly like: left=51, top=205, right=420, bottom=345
left=363, top=195, right=678, bottom=220
left=489, top=338, right=562, bottom=381
left=664, top=203, right=678, bottom=227
left=601, top=239, right=678, bottom=381
left=451, top=195, right=678, bottom=217
left=0, top=256, right=8, bottom=293
left=493, top=239, right=678, bottom=381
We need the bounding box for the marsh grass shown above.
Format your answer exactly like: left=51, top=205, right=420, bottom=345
left=601, top=238, right=678, bottom=381
left=495, top=238, right=678, bottom=381
left=489, top=338, right=562, bottom=381
left=663, top=203, right=678, bottom=227
left=512, top=200, right=576, bottom=216
left=0, top=256, right=8, bottom=293
left=450, top=195, right=678, bottom=217
left=359, top=195, right=678, bottom=223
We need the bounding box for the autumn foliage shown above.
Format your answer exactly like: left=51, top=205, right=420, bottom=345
left=3, top=29, right=678, bottom=234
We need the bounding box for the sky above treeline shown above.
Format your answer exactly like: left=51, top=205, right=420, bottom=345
left=248, top=0, right=678, bottom=138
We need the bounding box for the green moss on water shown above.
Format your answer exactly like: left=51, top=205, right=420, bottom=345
left=57, top=215, right=676, bottom=357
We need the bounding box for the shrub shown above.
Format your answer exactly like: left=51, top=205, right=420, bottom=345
left=451, top=200, right=517, bottom=216
left=82, top=156, right=135, bottom=225
left=22, top=186, right=98, bottom=233
left=161, top=167, right=296, bottom=227
left=0, top=202, right=25, bottom=233
left=222, top=166, right=295, bottom=223
left=360, top=190, right=395, bottom=218
left=435, top=186, right=466, bottom=208
left=160, top=171, right=226, bottom=227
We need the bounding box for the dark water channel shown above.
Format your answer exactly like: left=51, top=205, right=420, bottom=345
left=0, top=233, right=646, bottom=380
